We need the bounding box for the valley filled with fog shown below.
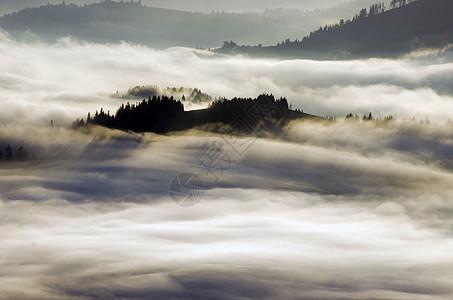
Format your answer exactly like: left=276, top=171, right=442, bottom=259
left=2, top=32, right=453, bottom=125
left=1, top=1, right=453, bottom=299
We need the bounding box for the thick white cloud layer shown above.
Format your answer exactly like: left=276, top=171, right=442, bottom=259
left=1, top=121, right=453, bottom=299
left=1, top=35, right=453, bottom=299
left=2, top=33, right=453, bottom=126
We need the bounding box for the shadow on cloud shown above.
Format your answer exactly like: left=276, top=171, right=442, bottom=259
left=2, top=35, right=453, bottom=299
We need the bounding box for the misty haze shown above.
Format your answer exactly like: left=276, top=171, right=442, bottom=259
left=1, top=0, right=453, bottom=299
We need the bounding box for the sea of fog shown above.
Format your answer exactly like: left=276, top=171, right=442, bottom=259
left=2, top=32, right=453, bottom=126
left=1, top=32, right=453, bottom=299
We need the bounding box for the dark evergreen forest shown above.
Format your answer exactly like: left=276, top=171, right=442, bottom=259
left=216, top=0, right=453, bottom=58
left=74, top=94, right=323, bottom=134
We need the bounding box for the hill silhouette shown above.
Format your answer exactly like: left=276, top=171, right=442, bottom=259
left=0, top=1, right=297, bottom=49
left=216, top=0, right=453, bottom=59
left=121, top=85, right=213, bottom=104
left=74, top=94, right=324, bottom=134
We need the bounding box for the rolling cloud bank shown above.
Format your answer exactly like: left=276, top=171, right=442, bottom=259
left=1, top=34, right=453, bottom=299
left=2, top=32, right=453, bottom=125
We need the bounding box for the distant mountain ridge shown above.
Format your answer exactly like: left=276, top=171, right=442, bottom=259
left=261, top=0, right=381, bottom=33
left=0, top=0, right=369, bottom=15
left=0, top=1, right=299, bottom=48
left=216, top=0, right=453, bottom=59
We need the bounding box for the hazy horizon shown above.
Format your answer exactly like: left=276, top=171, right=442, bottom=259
left=0, top=0, right=379, bottom=14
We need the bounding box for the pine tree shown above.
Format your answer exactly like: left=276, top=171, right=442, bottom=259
left=5, top=145, right=12, bottom=161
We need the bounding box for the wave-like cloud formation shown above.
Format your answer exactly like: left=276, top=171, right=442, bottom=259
left=1, top=35, right=453, bottom=299
left=1, top=120, right=453, bottom=299
left=1, top=33, right=453, bottom=126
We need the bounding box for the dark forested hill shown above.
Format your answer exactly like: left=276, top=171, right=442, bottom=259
left=0, top=1, right=296, bottom=49
left=74, top=94, right=324, bottom=134
left=216, top=0, right=453, bottom=59
left=120, top=85, right=214, bottom=104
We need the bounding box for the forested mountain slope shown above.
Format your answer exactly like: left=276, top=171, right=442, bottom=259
left=217, top=0, right=453, bottom=59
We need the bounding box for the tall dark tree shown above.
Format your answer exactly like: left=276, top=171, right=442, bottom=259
left=17, top=146, right=28, bottom=161
left=5, top=145, right=12, bottom=161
